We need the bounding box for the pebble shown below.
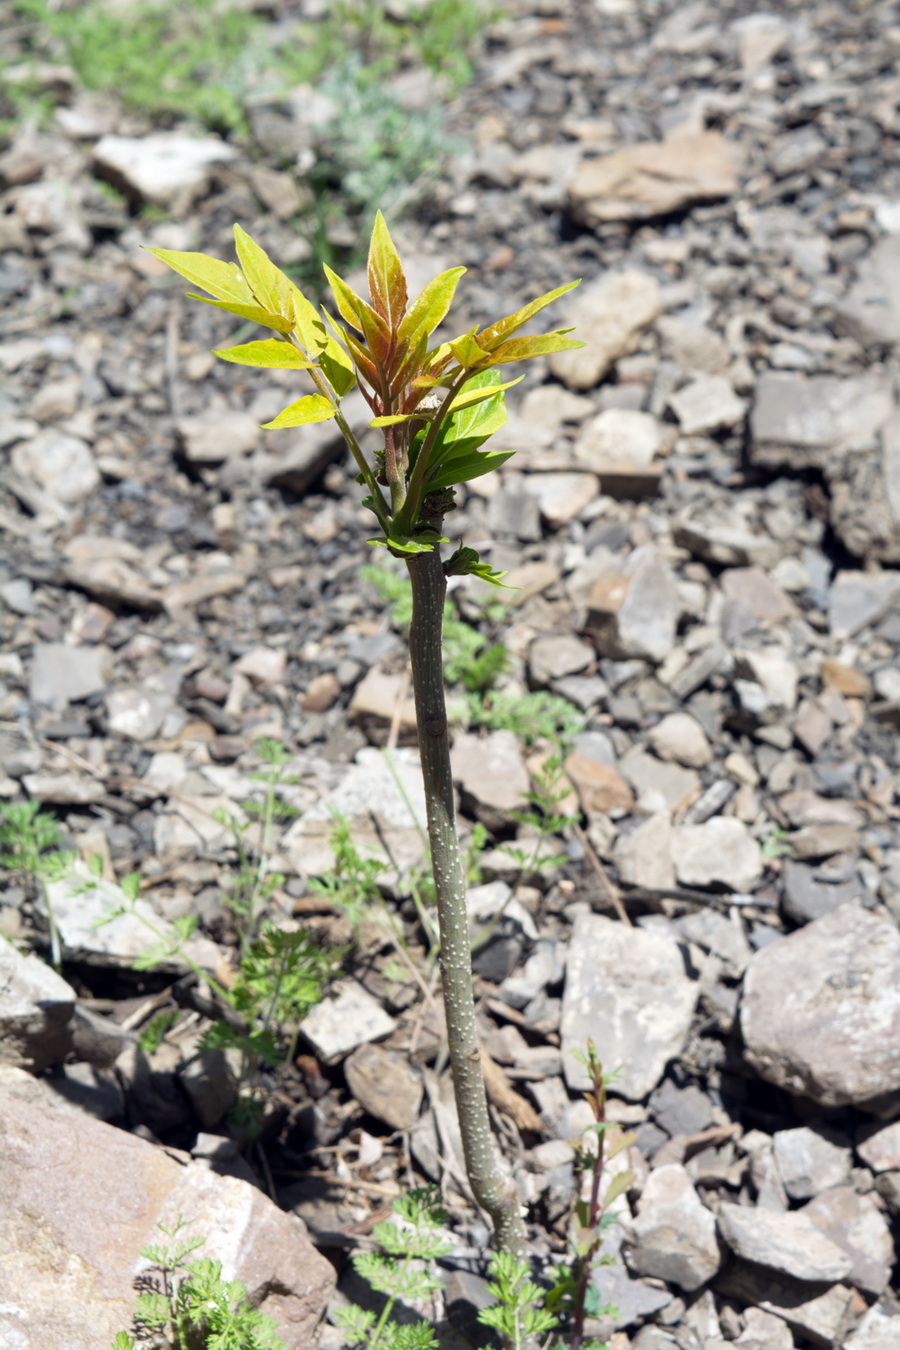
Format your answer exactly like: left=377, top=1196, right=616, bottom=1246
left=625, top=1163, right=721, bottom=1291
left=0, top=935, right=74, bottom=1072
left=564, top=750, right=634, bottom=816
left=584, top=545, right=682, bottom=663
left=671, top=817, right=763, bottom=893
left=771, top=1126, right=851, bottom=1199
left=613, top=813, right=675, bottom=891
left=648, top=713, right=712, bottom=768
left=299, top=980, right=397, bottom=1062
left=344, top=1042, right=423, bottom=1131
left=561, top=912, right=697, bottom=1101
left=452, top=729, right=530, bottom=830
left=30, top=642, right=111, bottom=708
left=669, top=375, right=746, bottom=437
left=741, top=906, right=900, bottom=1107
left=11, top=430, right=100, bottom=504
left=802, top=1186, right=895, bottom=1296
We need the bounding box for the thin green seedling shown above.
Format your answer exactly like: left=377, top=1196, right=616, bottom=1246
left=213, top=738, right=299, bottom=945
left=147, top=209, right=583, bottom=1254
left=332, top=1187, right=450, bottom=1350
left=545, top=1044, right=631, bottom=1350
left=113, top=1214, right=287, bottom=1350
left=0, top=799, right=74, bottom=970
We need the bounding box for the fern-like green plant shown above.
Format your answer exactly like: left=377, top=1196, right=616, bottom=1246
left=333, top=1187, right=451, bottom=1350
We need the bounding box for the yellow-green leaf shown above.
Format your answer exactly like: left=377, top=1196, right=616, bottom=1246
left=370, top=413, right=423, bottom=427
left=323, top=264, right=368, bottom=330
left=398, top=267, right=466, bottom=348
left=143, top=247, right=253, bottom=304
left=319, top=331, right=356, bottom=399
left=606, top=1130, right=636, bottom=1162
left=187, top=294, right=294, bottom=333
left=604, top=1170, right=635, bottom=1207
left=233, top=224, right=300, bottom=328
left=478, top=279, right=581, bottom=352
left=212, top=339, right=313, bottom=368
left=486, top=331, right=585, bottom=365
left=448, top=330, right=488, bottom=370
left=448, top=373, right=523, bottom=411
left=367, top=209, right=408, bottom=328
left=260, top=395, right=336, bottom=429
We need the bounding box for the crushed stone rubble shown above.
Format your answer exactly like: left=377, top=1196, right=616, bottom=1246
left=1, top=0, right=900, bottom=1347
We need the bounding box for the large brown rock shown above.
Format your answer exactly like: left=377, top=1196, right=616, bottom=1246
left=567, top=127, right=737, bottom=227
left=0, top=1067, right=334, bottom=1350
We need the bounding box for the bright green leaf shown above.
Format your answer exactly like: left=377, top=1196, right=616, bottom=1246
left=212, top=339, right=313, bottom=368
left=260, top=395, right=336, bottom=429
left=448, top=330, right=488, bottom=370
left=143, top=247, right=253, bottom=305
left=233, top=224, right=299, bottom=327
left=448, top=373, right=523, bottom=412
left=370, top=413, right=426, bottom=427
left=319, top=332, right=356, bottom=399
left=487, top=330, right=585, bottom=365
left=367, top=209, right=408, bottom=329
left=323, top=263, right=367, bottom=328
left=186, top=292, right=294, bottom=333
left=398, top=266, right=466, bottom=348
left=426, top=446, right=514, bottom=490
left=368, top=535, right=448, bottom=555
left=477, top=279, right=581, bottom=351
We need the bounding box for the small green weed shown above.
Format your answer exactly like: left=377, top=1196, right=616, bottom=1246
left=761, top=826, right=790, bottom=860
left=0, top=799, right=73, bottom=969
left=478, top=1251, right=559, bottom=1350
left=137, top=1009, right=180, bottom=1055
left=213, top=737, right=299, bottom=944
left=332, top=1187, right=450, bottom=1350
left=464, top=688, right=585, bottom=746
left=114, top=1215, right=287, bottom=1350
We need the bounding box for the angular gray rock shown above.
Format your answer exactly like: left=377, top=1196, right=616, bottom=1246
left=624, top=1163, right=721, bottom=1291
left=11, top=430, right=100, bottom=504
left=716, top=1204, right=852, bottom=1283
left=750, top=372, right=893, bottom=470
left=741, top=906, right=900, bottom=1106
left=0, top=1067, right=333, bottom=1350
left=669, top=375, right=746, bottom=436
left=584, top=545, right=682, bottom=663
left=772, top=1126, right=850, bottom=1200
left=299, top=980, right=397, bottom=1062
left=671, top=817, right=763, bottom=893
left=836, top=235, right=900, bottom=346
left=801, top=1186, right=895, bottom=1296
left=0, top=935, right=75, bottom=1072
left=561, top=912, right=697, bottom=1100
left=451, top=728, right=530, bottom=830
left=30, top=642, right=112, bottom=708
left=857, top=1119, right=900, bottom=1173
left=844, top=1307, right=900, bottom=1350
left=344, top=1042, right=423, bottom=1131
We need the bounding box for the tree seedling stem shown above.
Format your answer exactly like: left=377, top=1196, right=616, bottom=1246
left=146, top=211, right=583, bottom=1256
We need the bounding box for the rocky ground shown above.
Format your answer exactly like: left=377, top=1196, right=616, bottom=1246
left=2, top=0, right=900, bottom=1348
